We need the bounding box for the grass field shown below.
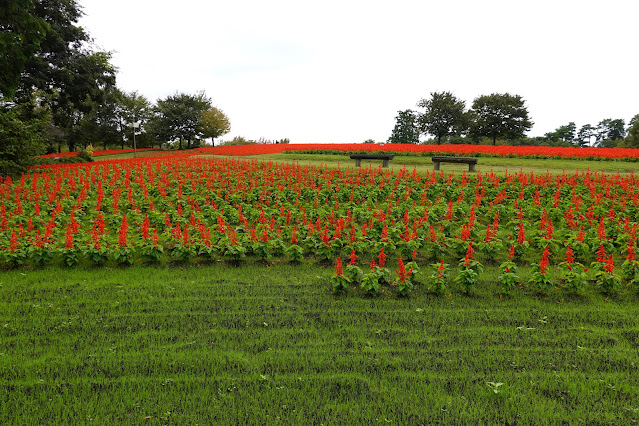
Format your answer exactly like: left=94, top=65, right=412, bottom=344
left=245, top=152, right=639, bottom=175
left=4, top=150, right=639, bottom=424
left=94, top=149, right=639, bottom=175
left=1, top=263, right=638, bottom=424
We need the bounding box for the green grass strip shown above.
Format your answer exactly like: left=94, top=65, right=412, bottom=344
left=1, top=264, right=638, bottom=424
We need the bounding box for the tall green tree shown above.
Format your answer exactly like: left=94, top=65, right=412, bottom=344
left=621, top=115, right=639, bottom=148
left=417, top=92, right=469, bottom=145
left=576, top=124, right=596, bottom=147
left=1, top=0, right=116, bottom=155
left=0, top=104, right=45, bottom=175
left=596, top=118, right=626, bottom=146
left=387, top=109, right=420, bottom=144
left=469, top=93, right=533, bottom=145
left=545, top=122, right=576, bottom=144
left=199, top=106, right=231, bottom=146
left=151, top=92, right=212, bottom=149
left=0, top=0, right=48, bottom=98
left=117, top=91, right=153, bottom=149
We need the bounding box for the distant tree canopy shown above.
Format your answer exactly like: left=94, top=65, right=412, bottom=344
left=0, top=0, right=48, bottom=98
left=1, top=0, right=116, bottom=175
left=200, top=106, right=231, bottom=145
left=469, top=93, right=533, bottom=145
left=150, top=92, right=212, bottom=149
left=545, top=122, right=576, bottom=144
left=388, top=110, right=419, bottom=144
left=417, top=91, right=470, bottom=144
left=1, top=0, right=234, bottom=176
left=624, top=115, right=639, bottom=148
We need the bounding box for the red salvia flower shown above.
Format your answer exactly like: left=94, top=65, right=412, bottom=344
left=378, top=248, right=387, bottom=267
left=9, top=230, right=19, bottom=252
left=596, top=244, right=607, bottom=263
left=64, top=225, right=74, bottom=249
left=539, top=245, right=550, bottom=274
left=349, top=249, right=357, bottom=266
left=565, top=245, right=575, bottom=264
left=141, top=213, right=150, bottom=239
left=395, top=257, right=406, bottom=283
left=335, top=257, right=344, bottom=276
left=604, top=254, right=615, bottom=273
left=597, top=217, right=606, bottom=240
left=517, top=223, right=526, bottom=245
left=435, top=258, right=444, bottom=272
left=508, top=245, right=515, bottom=260
left=627, top=241, right=636, bottom=262
left=118, top=214, right=128, bottom=248
left=463, top=242, right=474, bottom=266
left=381, top=223, right=388, bottom=241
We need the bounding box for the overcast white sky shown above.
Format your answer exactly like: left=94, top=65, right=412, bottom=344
left=79, top=0, right=638, bottom=144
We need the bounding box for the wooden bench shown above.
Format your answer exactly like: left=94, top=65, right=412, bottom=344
left=432, top=156, right=478, bottom=172
left=350, top=154, right=394, bottom=168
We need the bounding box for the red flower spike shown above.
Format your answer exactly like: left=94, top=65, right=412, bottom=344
left=335, top=257, right=344, bottom=276
left=395, top=258, right=406, bottom=283
left=9, top=230, right=19, bottom=252
left=604, top=254, right=615, bottom=273
left=118, top=214, right=128, bottom=248
left=627, top=241, right=636, bottom=262
left=565, top=245, right=574, bottom=265
left=596, top=244, right=607, bottom=263
left=463, top=242, right=474, bottom=266
left=378, top=248, right=387, bottom=267
left=349, top=249, right=357, bottom=266
left=539, top=245, right=550, bottom=274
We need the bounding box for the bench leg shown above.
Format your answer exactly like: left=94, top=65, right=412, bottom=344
left=434, top=162, right=440, bottom=170
left=382, top=159, right=389, bottom=168
left=355, top=159, right=361, bottom=167
left=469, top=163, right=476, bottom=172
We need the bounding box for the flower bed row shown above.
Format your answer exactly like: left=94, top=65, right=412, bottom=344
left=2, top=156, right=639, bottom=297
left=40, top=148, right=160, bottom=159
left=195, top=143, right=639, bottom=161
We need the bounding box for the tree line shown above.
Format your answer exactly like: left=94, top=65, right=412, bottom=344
left=1, top=0, right=230, bottom=176
left=388, top=91, right=639, bottom=148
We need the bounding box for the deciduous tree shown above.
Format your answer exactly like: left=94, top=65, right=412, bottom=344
left=545, top=122, right=576, bottom=144
left=417, top=92, right=469, bottom=144
left=622, top=115, right=639, bottom=148
left=151, top=92, right=212, bottom=149
left=387, top=109, right=419, bottom=144
left=199, top=106, right=231, bottom=145
left=576, top=124, right=596, bottom=147
left=469, top=93, right=533, bottom=145
left=596, top=118, right=626, bottom=146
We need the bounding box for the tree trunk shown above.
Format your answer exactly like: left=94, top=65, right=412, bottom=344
left=437, top=135, right=442, bottom=145
left=492, top=136, right=497, bottom=145
left=179, top=138, right=183, bottom=150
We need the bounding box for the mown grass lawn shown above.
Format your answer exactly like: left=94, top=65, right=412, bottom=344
left=1, top=263, right=638, bottom=424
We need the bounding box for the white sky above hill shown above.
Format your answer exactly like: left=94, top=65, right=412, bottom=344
left=79, top=0, right=639, bottom=144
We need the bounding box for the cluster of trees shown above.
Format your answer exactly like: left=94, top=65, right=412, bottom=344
left=541, top=118, right=638, bottom=148
left=1, top=0, right=230, bottom=176
left=388, top=91, right=639, bottom=148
